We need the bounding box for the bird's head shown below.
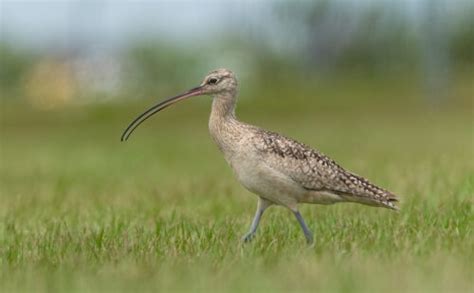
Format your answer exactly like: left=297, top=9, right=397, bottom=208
left=198, top=68, right=238, bottom=96
left=121, top=68, right=237, bottom=141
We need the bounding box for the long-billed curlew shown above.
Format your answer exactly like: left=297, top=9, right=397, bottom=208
left=121, top=68, right=399, bottom=244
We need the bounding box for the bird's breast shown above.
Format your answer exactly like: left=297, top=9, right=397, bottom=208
left=208, top=117, right=246, bottom=158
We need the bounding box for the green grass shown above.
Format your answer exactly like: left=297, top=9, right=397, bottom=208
left=1, top=77, right=473, bottom=292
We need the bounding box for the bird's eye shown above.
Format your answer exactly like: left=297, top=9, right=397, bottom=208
left=208, top=78, right=218, bottom=85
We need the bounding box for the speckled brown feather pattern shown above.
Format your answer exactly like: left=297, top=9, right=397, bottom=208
left=123, top=68, right=399, bottom=243
left=205, top=68, right=398, bottom=211
left=250, top=128, right=399, bottom=209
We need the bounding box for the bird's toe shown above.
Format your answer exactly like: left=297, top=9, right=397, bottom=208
left=242, top=233, right=255, bottom=243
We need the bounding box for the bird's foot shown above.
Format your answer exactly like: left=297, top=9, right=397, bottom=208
left=241, top=232, right=256, bottom=243
left=303, top=232, right=314, bottom=246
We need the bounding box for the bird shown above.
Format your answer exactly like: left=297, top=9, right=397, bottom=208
left=121, top=68, right=399, bottom=244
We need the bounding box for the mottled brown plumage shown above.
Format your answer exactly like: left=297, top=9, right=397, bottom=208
left=122, top=68, right=399, bottom=244
left=251, top=128, right=399, bottom=210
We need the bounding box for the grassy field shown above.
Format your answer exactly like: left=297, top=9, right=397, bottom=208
left=1, top=76, right=473, bottom=292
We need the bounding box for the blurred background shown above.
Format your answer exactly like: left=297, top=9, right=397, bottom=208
left=1, top=0, right=473, bottom=109
left=0, top=0, right=473, bottom=203
left=1, top=0, right=473, bottom=205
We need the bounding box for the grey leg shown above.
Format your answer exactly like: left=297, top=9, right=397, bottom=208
left=242, top=198, right=272, bottom=242
left=293, top=210, right=314, bottom=245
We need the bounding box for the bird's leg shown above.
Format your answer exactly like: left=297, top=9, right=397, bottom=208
left=242, top=197, right=272, bottom=242
left=293, top=210, right=314, bottom=245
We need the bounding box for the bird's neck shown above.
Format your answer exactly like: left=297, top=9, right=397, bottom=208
left=211, top=92, right=237, bottom=120
left=209, top=91, right=242, bottom=155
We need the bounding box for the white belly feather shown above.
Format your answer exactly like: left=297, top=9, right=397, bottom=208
left=227, top=152, right=344, bottom=207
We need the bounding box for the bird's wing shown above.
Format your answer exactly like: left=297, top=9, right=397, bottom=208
left=251, top=128, right=398, bottom=209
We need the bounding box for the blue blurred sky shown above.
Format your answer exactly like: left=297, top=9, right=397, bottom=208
left=2, top=0, right=270, bottom=50
left=2, top=0, right=470, bottom=51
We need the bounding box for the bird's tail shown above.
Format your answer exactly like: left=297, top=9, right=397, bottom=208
left=343, top=172, right=400, bottom=211
left=380, top=195, right=400, bottom=211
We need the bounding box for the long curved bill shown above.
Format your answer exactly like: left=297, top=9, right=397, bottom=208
left=121, top=86, right=203, bottom=141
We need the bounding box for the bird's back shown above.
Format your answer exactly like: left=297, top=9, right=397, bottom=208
left=249, top=127, right=399, bottom=210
